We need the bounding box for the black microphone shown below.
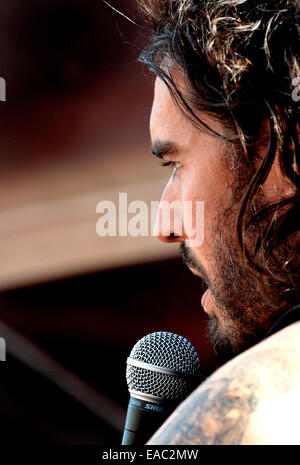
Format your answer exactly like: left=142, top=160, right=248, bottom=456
left=121, top=331, right=201, bottom=445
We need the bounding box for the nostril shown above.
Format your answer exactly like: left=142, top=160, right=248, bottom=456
left=169, top=233, right=180, bottom=239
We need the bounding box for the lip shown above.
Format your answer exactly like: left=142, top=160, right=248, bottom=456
left=188, top=266, right=211, bottom=311
left=189, top=266, right=202, bottom=278
left=201, top=288, right=211, bottom=312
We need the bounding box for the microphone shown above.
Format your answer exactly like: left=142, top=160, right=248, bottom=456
left=121, top=331, right=201, bottom=445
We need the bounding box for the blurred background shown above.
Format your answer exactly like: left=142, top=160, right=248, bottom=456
left=0, top=0, right=217, bottom=444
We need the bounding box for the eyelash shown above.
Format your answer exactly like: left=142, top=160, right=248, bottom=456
left=160, top=161, right=180, bottom=169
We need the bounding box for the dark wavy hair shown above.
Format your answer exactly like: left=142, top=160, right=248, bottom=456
left=138, top=0, right=300, bottom=309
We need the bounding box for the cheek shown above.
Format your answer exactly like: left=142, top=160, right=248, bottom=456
left=180, top=167, right=233, bottom=264
left=181, top=167, right=230, bottom=224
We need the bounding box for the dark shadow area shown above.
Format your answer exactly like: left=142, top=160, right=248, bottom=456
left=0, top=257, right=217, bottom=444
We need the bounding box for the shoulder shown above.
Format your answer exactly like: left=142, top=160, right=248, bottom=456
left=148, top=322, right=300, bottom=445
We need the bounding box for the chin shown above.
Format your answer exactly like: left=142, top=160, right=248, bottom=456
left=206, top=313, right=250, bottom=364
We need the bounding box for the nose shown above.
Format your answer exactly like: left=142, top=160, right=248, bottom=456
left=153, top=178, right=185, bottom=243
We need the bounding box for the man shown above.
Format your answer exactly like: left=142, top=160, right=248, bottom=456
left=138, top=0, right=300, bottom=444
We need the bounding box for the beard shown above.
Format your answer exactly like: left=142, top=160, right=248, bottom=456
left=180, top=191, right=281, bottom=364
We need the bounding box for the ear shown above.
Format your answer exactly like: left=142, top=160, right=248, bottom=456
left=259, top=119, right=296, bottom=203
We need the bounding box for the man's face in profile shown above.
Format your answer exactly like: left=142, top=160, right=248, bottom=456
left=150, top=75, right=276, bottom=361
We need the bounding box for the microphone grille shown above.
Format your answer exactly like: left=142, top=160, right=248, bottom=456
left=126, top=331, right=201, bottom=402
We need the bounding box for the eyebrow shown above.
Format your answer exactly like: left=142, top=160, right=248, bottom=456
left=151, top=140, right=180, bottom=159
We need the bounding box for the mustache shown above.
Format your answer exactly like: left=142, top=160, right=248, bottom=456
left=179, top=243, right=210, bottom=286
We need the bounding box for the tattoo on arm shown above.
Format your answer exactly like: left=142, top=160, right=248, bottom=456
left=148, top=376, right=259, bottom=445
left=148, top=327, right=300, bottom=445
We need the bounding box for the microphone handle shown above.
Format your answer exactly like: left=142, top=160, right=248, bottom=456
left=121, top=396, right=176, bottom=445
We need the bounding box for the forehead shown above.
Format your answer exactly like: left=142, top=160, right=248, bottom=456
left=150, top=76, right=193, bottom=143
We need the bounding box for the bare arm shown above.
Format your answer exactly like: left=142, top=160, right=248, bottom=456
left=148, top=322, right=300, bottom=445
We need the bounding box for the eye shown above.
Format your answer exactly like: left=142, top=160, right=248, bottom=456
left=160, top=161, right=181, bottom=170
